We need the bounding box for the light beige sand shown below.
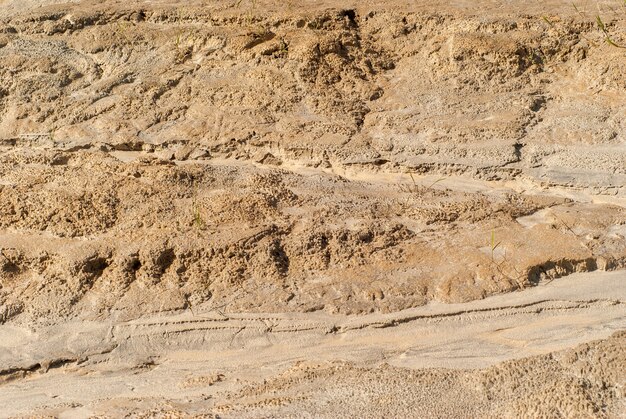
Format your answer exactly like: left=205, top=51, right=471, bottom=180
left=0, top=0, right=625, bottom=417
left=0, top=270, right=624, bottom=417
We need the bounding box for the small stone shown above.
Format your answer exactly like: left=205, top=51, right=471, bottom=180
left=155, top=149, right=175, bottom=160
left=174, top=145, right=193, bottom=160
left=189, top=148, right=210, bottom=160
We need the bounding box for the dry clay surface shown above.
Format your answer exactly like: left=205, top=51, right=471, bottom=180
left=0, top=0, right=625, bottom=417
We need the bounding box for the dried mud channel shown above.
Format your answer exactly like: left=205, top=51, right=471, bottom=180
left=0, top=0, right=625, bottom=418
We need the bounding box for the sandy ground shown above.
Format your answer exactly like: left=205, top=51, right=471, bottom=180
left=1, top=270, right=624, bottom=417
left=0, top=0, right=625, bottom=417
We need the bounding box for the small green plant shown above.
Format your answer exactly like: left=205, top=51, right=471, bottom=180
left=191, top=197, right=207, bottom=230
left=427, top=177, right=446, bottom=189
left=485, top=233, right=527, bottom=288
left=175, top=28, right=198, bottom=48
left=542, top=15, right=557, bottom=28
left=171, top=10, right=192, bottom=60
left=276, top=38, right=289, bottom=56
left=174, top=30, right=199, bottom=63
left=596, top=15, right=626, bottom=48
left=568, top=1, right=625, bottom=48
left=408, top=172, right=418, bottom=191
left=572, top=3, right=587, bottom=18
left=250, top=24, right=270, bottom=38
left=400, top=172, right=447, bottom=194
left=115, top=21, right=133, bottom=42
left=234, top=0, right=258, bottom=25
left=490, top=229, right=501, bottom=262
left=194, top=207, right=206, bottom=230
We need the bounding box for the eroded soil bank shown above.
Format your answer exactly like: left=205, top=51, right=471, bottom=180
left=0, top=0, right=624, bottom=417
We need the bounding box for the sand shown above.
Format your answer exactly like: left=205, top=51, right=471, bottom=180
left=0, top=270, right=624, bottom=417
left=0, top=0, right=624, bottom=417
